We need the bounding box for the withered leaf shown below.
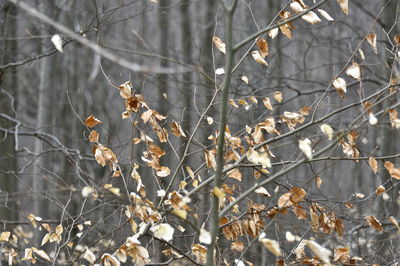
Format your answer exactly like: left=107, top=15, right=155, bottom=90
left=88, top=130, right=99, bottom=143
left=365, top=215, right=383, bottom=232
left=367, top=33, right=377, bottom=53
left=212, top=36, right=226, bottom=54
left=85, top=115, right=102, bottom=128
left=257, top=38, right=269, bottom=58
left=337, top=0, right=348, bottom=15
left=368, top=157, right=378, bottom=174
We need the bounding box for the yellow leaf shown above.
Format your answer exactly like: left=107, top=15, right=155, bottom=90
left=0, top=231, right=10, bottom=242
left=228, top=99, right=239, bottom=108
left=241, top=76, right=249, bottom=84
left=320, top=124, right=333, bottom=140
left=213, top=187, right=226, bottom=199
left=172, top=209, right=187, bottom=220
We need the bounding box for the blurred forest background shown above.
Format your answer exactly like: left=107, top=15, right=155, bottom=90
left=1, top=0, right=399, bottom=265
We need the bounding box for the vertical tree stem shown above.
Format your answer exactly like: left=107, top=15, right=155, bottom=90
left=206, top=4, right=235, bottom=265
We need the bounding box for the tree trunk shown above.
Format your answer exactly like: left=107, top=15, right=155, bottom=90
left=0, top=1, right=18, bottom=226
left=32, top=0, right=58, bottom=245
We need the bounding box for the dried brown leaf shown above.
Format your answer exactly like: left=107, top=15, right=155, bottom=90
left=257, top=38, right=269, bottom=58
left=85, top=115, right=102, bottom=128
left=365, top=215, right=383, bottom=232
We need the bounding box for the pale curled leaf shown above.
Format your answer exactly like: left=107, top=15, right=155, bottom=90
left=346, top=62, right=361, bottom=80
left=215, top=68, right=225, bottom=75
left=389, top=216, right=400, bottom=232
left=150, top=223, right=174, bottom=242
left=51, top=34, right=63, bottom=52
left=273, top=91, right=283, bottom=103
left=305, top=240, right=332, bottom=264
left=320, top=124, right=333, bottom=140
left=268, top=28, right=279, bottom=39
left=318, top=9, right=334, bottom=21
left=255, top=186, right=271, bottom=197
left=0, top=231, right=10, bottom=242
left=246, top=148, right=271, bottom=168
left=199, top=227, right=211, bottom=245
left=212, top=36, right=226, bottom=54
left=251, top=50, right=268, bottom=66
left=337, top=0, right=348, bottom=15
left=302, top=11, right=321, bottom=24
left=101, top=253, right=120, bottom=266
left=299, top=138, right=313, bottom=159
left=33, top=248, right=52, bottom=261
left=369, top=113, right=378, bottom=125
left=83, top=248, right=96, bottom=264
left=241, top=76, right=249, bottom=84
left=263, top=97, right=273, bottom=110
left=332, top=77, right=346, bottom=97
left=290, top=2, right=304, bottom=13
left=259, top=238, right=282, bottom=256
left=368, top=157, right=378, bottom=174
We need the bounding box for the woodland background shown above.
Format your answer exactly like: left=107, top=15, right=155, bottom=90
left=0, top=0, right=400, bottom=265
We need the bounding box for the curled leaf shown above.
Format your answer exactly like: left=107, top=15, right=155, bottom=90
left=212, top=36, right=226, bottom=54
left=251, top=51, right=268, bottom=66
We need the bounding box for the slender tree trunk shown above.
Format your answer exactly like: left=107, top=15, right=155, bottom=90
left=32, top=0, right=57, bottom=245
left=0, top=2, right=18, bottom=225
